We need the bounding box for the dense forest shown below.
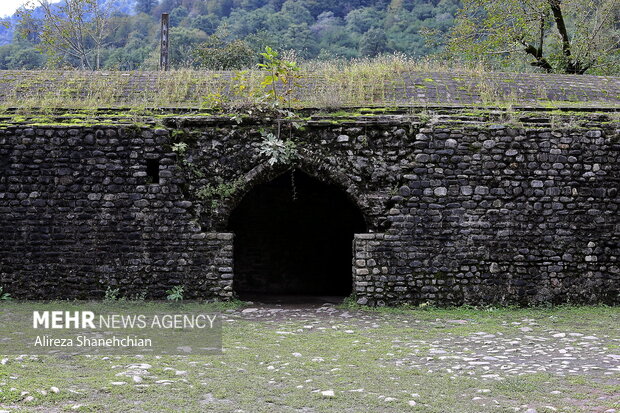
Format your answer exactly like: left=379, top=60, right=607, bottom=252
left=0, top=0, right=459, bottom=70
left=0, top=0, right=460, bottom=70
left=0, top=0, right=617, bottom=74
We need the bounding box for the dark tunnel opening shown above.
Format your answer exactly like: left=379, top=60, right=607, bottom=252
left=228, top=169, right=367, bottom=298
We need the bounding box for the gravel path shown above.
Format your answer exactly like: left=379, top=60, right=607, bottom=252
left=233, top=302, right=620, bottom=384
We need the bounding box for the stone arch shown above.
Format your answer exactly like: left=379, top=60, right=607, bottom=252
left=224, top=158, right=369, bottom=298
left=215, top=156, right=373, bottom=231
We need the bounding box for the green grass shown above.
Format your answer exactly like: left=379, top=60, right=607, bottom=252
left=0, top=54, right=616, bottom=112
left=0, top=302, right=618, bottom=412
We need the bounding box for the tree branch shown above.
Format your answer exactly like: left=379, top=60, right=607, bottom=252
left=548, top=0, right=572, bottom=58
left=538, top=15, right=546, bottom=58
left=520, top=40, right=553, bottom=72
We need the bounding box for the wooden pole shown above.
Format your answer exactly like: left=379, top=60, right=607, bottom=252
left=160, top=13, right=170, bottom=71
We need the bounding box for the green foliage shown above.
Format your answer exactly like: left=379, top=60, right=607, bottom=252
left=194, top=35, right=255, bottom=69
left=231, top=70, right=253, bottom=97
left=171, top=142, right=188, bottom=155
left=445, top=0, right=620, bottom=74
left=196, top=182, right=238, bottom=200
left=201, top=92, right=228, bottom=110
left=3, top=0, right=618, bottom=74
left=5, top=0, right=461, bottom=70
left=0, top=286, right=12, bottom=300
left=166, top=285, right=184, bottom=302
left=16, top=0, right=111, bottom=69
left=134, top=0, right=158, bottom=15
left=258, top=131, right=298, bottom=166
left=195, top=178, right=243, bottom=208
left=103, top=286, right=147, bottom=301
left=128, top=290, right=147, bottom=301
left=359, top=27, right=389, bottom=57
left=103, top=286, right=120, bottom=302
left=0, top=42, right=46, bottom=69
left=168, top=27, right=209, bottom=67
left=258, top=46, right=302, bottom=108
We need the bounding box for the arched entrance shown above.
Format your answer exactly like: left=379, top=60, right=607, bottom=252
left=228, top=169, right=366, bottom=299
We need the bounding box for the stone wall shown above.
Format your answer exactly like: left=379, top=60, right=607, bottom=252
left=0, top=124, right=233, bottom=299
left=0, top=110, right=618, bottom=304
left=351, top=122, right=620, bottom=305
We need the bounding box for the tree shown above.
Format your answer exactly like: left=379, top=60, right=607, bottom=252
left=345, top=7, right=383, bottom=34
left=169, top=6, right=189, bottom=26
left=104, top=35, right=152, bottom=70
left=0, top=0, right=463, bottom=70
left=135, top=0, right=158, bottom=15
left=190, top=14, right=219, bottom=35
left=359, top=27, right=389, bottom=57
left=16, top=0, right=112, bottom=70
left=446, top=0, right=620, bottom=74
left=0, top=42, right=46, bottom=69
left=193, top=34, right=255, bottom=69
left=169, top=27, right=208, bottom=67
left=280, top=0, right=313, bottom=25
left=281, top=23, right=318, bottom=58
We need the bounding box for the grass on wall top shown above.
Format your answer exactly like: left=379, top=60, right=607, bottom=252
left=0, top=55, right=618, bottom=111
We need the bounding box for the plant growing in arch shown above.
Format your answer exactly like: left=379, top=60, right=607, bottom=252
left=255, top=46, right=304, bottom=165
left=258, top=131, right=298, bottom=166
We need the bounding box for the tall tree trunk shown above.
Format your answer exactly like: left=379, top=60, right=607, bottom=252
left=547, top=0, right=585, bottom=74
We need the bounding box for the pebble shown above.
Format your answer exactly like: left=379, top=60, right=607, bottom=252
left=5, top=307, right=615, bottom=411
left=127, top=363, right=152, bottom=370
